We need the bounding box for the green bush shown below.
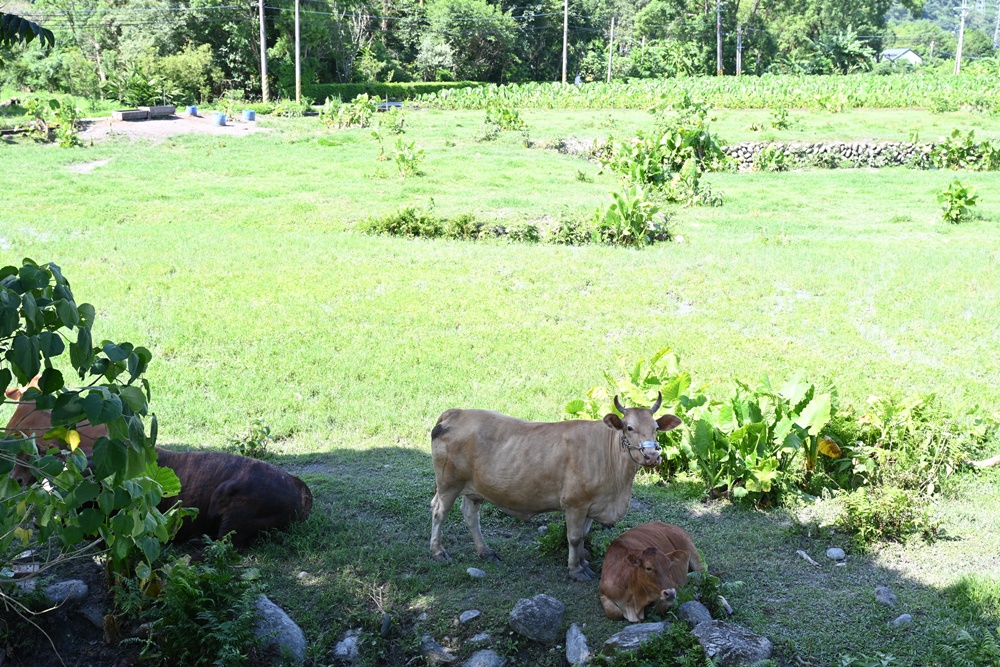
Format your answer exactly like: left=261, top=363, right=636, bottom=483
left=592, top=620, right=712, bottom=666
left=361, top=206, right=443, bottom=238
left=121, top=537, right=263, bottom=667
left=302, top=81, right=485, bottom=103
left=938, top=180, right=979, bottom=224
left=753, top=144, right=790, bottom=172
left=226, top=419, right=274, bottom=460
left=592, top=185, right=671, bottom=247
left=837, top=486, right=938, bottom=550
left=144, top=44, right=222, bottom=105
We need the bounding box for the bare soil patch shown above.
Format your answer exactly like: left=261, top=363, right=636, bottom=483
left=67, top=158, right=111, bottom=174
left=79, top=114, right=265, bottom=143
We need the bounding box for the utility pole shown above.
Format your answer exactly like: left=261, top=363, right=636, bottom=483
left=955, top=0, right=969, bottom=74
left=716, top=0, right=723, bottom=76
left=561, top=0, right=569, bottom=84
left=606, top=16, right=615, bottom=83
left=294, top=0, right=301, bottom=103
left=258, top=0, right=269, bottom=102
left=929, top=40, right=935, bottom=58
left=736, top=25, right=742, bottom=75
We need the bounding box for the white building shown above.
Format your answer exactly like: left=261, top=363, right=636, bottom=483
left=880, top=48, right=924, bottom=65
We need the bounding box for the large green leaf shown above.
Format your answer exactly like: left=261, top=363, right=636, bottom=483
left=93, top=438, right=128, bottom=481
left=794, top=393, right=832, bottom=436
left=7, top=334, right=40, bottom=385
left=0, top=13, right=54, bottom=48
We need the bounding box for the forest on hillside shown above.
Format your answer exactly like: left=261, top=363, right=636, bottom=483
left=1, top=0, right=998, bottom=105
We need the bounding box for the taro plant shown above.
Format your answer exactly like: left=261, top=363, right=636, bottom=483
left=393, top=138, right=424, bottom=177
left=329, top=93, right=376, bottom=128
left=484, top=99, right=526, bottom=131
left=753, top=144, right=790, bottom=172
left=0, top=258, right=182, bottom=605
left=591, top=185, right=670, bottom=247
left=938, top=179, right=978, bottom=224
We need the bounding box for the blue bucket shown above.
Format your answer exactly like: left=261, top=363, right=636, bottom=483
left=242, top=109, right=256, bottom=122
left=212, top=112, right=226, bottom=127
left=187, top=105, right=198, bottom=117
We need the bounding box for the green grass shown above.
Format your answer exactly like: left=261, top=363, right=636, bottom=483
left=2, top=107, right=1000, bottom=666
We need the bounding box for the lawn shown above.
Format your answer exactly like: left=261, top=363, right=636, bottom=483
left=2, top=106, right=999, bottom=666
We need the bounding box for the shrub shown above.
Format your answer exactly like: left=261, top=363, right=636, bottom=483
left=592, top=185, right=670, bottom=247
left=361, top=206, right=443, bottom=238
left=484, top=99, right=526, bottom=131
left=226, top=419, right=274, bottom=460
left=753, top=144, right=790, bottom=172
left=938, top=180, right=978, bottom=224
left=506, top=222, right=540, bottom=243
left=121, top=537, right=263, bottom=667
left=591, top=620, right=712, bottom=666
left=326, top=93, right=376, bottom=128
left=548, top=215, right=593, bottom=246
left=836, top=486, right=938, bottom=550
left=446, top=213, right=484, bottom=240
left=393, top=138, right=424, bottom=177
left=936, top=628, right=1000, bottom=667
left=145, top=44, right=222, bottom=104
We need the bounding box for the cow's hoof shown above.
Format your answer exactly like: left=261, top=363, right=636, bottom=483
left=432, top=551, right=452, bottom=563
left=570, top=570, right=593, bottom=582
left=479, top=551, right=501, bottom=563
left=582, top=563, right=597, bottom=579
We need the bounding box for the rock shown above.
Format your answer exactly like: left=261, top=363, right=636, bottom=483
left=421, top=635, right=459, bottom=665
left=677, top=601, right=713, bottom=628
left=691, top=620, right=772, bottom=667
left=332, top=629, right=362, bottom=665
left=509, top=594, right=565, bottom=645
left=826, top=548, right=846, bottom=561
left=79, top=603, right=106, bottom=630
left=893, top=614, right=913, bottom=627
left=44, top=579, right=89, bottom=606
left=463, top=649, right=506, bottom=667
left=254, top=595, right=306, bottom=665
left=468, top=632, right=491, bottom=644
left=566, top=623, right=590, bottom=665
left=537, top=525, right=549, bottom=535
left=467, top=567, right=487, bottom=579
left=460, top=610, right=482, bottom=624
left=875, top=585, right=899, bottom=608
left=601, top=622, right=668, bottom=655
left=381, top=612, right=392, bottom=637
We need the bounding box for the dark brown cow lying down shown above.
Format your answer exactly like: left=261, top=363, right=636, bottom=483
left=430, top=393, right=681, bottom=581
left=599, top=521, right=703, bottom=622
left=3, top=388, right=312, bottom=547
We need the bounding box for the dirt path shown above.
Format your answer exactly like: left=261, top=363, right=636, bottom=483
left=79, top=113, right=265, bottom=143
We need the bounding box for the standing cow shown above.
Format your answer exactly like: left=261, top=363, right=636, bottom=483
left=599, top=521, right=703, bottom=622
left=430, top=393, right=681, bottom=581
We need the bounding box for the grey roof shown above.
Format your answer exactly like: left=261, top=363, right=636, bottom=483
left=880, top=48, right=922, bottom=61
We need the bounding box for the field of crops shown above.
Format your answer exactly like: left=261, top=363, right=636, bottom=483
left=416, top=73, right=1000, bottom=111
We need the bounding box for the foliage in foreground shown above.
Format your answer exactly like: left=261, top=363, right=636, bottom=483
left=0, top=258, right=180, bottom=592
left=591, top=620, right=712, bottom=667
left=938, top=180, right=979, bottom=224
left=836, top=486, right=939, bottom=550
left=116, top=537, right=262, bottom=667
left=565, top=348, right=999, bottom=510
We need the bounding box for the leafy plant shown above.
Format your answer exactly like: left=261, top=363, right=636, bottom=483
left=836, top=486, right=938, bottom=550
left=0, top=258, right=179, bottom=598
left=226, top=419, right=274, bottom=460
left=329, top=93, right=376, bottom=128
left=592, top=185, right=670, bottom=247
left=591, top=620, right=712, bottom=666
left=548, top=214, right=592, bottom=246
left=484, top=99, right=526, bottom=131
left=936, top=628, right=1000, bottom=667
left=361, top=205, right=442, bottom=238
left=838, top=654, right=907, bottom=667
left=938, top=180, right=978, bottom=224
left=393, top=138, right=424, bottom=177
left=445, top=213, right=484, bottom=240
left=753, top=145, right=790, bottom=172
left=380, top=107, right=406, bottom=134
left=123, top=536, right=263, bottom=667
left=769, top=107, right=793, bottom=130
left=372, top=129, right=388, bottom=161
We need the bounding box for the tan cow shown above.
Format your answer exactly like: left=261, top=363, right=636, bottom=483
left=430, top=393, right=681, bottom=581
left=4, top=378, right=105, bottom=484
left=599, top=521, right=703, bottom=622
left=3, top=386, right=312, bottom=547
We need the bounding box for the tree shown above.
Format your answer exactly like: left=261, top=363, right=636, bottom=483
left=1, top=12, right=54, bottom=49
left=0, top=259, right=182, bottom=609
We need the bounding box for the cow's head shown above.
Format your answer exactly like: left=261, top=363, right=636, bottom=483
left=620, top=545, right=691, bottom=622
left=603, top=392, right=681, bottom=467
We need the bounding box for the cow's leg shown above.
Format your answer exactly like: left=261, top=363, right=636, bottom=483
left=577, top=518, right=596, bottom=578
left=600, top=594, right=625, bottom=621
left=565, top=507, right=592, bottom=581
left=430, top=486, right=461, bottom=561
left=461, top=495, right=499, bottom=562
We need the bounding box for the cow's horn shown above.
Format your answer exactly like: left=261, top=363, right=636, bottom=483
left=614, top=395, right=626, bottom=415
left=650, top=391, right=662, bottom=413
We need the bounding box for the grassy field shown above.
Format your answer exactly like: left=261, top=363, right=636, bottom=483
left=2, top=106, right=999, bottom=666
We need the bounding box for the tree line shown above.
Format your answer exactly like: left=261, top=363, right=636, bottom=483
left=1, top=0, right=998, bottom=105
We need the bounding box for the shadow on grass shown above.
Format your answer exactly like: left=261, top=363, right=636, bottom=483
left=152, top=443, right=1000, bottom=667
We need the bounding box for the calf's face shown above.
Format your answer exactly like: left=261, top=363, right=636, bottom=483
left=623, top=546, right=690, bottom=621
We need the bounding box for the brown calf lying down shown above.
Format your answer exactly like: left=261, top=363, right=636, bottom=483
left=599, top=521, right=703, bottom=622
left=3, top=387, right=312, bottom=547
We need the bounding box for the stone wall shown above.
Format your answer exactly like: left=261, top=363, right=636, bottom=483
left=722, top=141, right=936, bottom=171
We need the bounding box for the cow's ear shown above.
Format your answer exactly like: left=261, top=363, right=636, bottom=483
left=666, top=549, right=690, bottom=570
left=656, top=414, right=682, bottom=432
left=5, top=386, right=24, bottom=401
left=625, top=553, right=641, bottom=568
left=603, top=414, right=623, bottom=430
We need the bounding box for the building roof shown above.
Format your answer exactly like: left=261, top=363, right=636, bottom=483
left=880, top=48, right=923, bottom=62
